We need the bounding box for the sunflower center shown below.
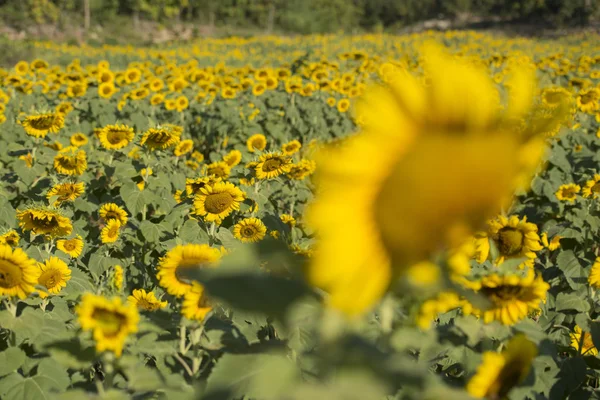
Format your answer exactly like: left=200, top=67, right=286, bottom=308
left=150, top=131, right=172, bottom=144
left=63, top=241, right=76, bottom=251
left=29, top=115, right=56, bottom=130
left=58, top=155, right=78, bottom=169
left=208, top=166, right=227, bottom=177
left=0, top=260, right=22, bottom=289
left=262, top=158, right=282, bottom=172
left=497, top=228, right=524, bottom=256
left=91, top=308, right=126, bottom=336
left=32, top=215, right=59, bottom=230
left=39, top=269, right=62, bottom=289
left=205, top=192, right=234, bottom=214
left=108, top=225, right=120, bottom=238
left=480, top=284, right=524, bottom=302
left=106, top=130, right=127, bottom=145
left=242, top=226, right=257, bottom=237
left=592, top=183, right=600, bottom=193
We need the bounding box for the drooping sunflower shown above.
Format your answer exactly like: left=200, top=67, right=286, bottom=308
left=462, top=271, right=549, bottom=325
left=193, top=182, right=245, bottom=224
left=70, top=133, right=88, bottom=147
left=182, top=282, right=213, bottom=321
left=140, top=125, right=182, bottom=151
left=46, top=182, right=85, bottom=206
left=156, top=244, right=221, bottom=297
left=185, top=176, right=220, bottom=196
left=287, top=159, right=316, bottom=180
left=306, top=46, right=567, bottom=316
left=21, top=112, right=64, bottom=138
left=54, top=146, right=87, bottom=176
left=174, top=139, right=194, bottom=157
left=467, top=335, right=537, bottom=399
left=555, top=183, right=580, bottom=202
left=127, top=289, right=167, bottom=311
left=246, top=133, right=267, bottom=153
left=571, top=325, right=598, bottom=356
left=474, top=215, right=542, bottom=268
left=76, top=293, right=139, bottom=357
left=56, top=235, right=84, bottom=258
left=17, top=206, right=73, bottom=238
left=37, top=257, right=71, bottom=298
left=99, top=203, right=129, bottom=226
left=223, top=149, right=242, bottom=167
left=281, top=140, right=302, bottom=155
left=233, top=218, right=267, bottom=243
left=101, top=220, right=121, bottom=244
left=255, top=152, right=292, bottom=180
left=0, top=245, right=39, bottom=299
left=98, top=124, right=135, bottom=150
left=0, top=230, right=20, bottom=247
left=582, top=174, right=600, bottom=199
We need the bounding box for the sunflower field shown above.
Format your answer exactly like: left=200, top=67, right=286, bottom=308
left=1, top=30, right=600, bottom=399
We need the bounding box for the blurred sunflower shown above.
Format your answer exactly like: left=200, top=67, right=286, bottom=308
left=98, top=124, right=135, bottom=150
left=99, top=203, right=128, bottom=226
left=233, top=218, right=267, bottom=243
left=0, top=230, right=20, bottom=247
left=98, top=82, right=117, bottom=99
left=282, top=140, right=302, bottom=155
left=17, top=206, right=72, bottom=238
left=588, top=257, right=600, bottom=289
left=541, top=232, right=561, bottom=251
left=54, top=146, right=87, bottom=176
left=0, top=244, right=39, bottom=299
left=21, top=112, right=64, bottom=138
left=174, top=139, right=194, bottom=157
left=194, top=182, right=245, bottom=224
left=205, top=161, right=231, bottom=179
left=571, top=325, right=597, bottom=356
left=70, top=133, right=88, bottom=147
left=128, top=289, right=167, bottom=311
left=287, top=159, right=316, bottom=180
left=582, top=174, right=600, bottom=198
left=141, top=126, right=182, bottom=151
left=56, top=235, right=84, bottom=258
left=182, top=282, right=213, bottom=321
left=223, top=149, right=242, bottom=167
left=156, top=244, right=221, bottom=297
left=37, top=257, right=71, bottom=298
left=46, top=182, right=85, bottom=206
left=247, top=133, right=267, bottom=152
left=255, top=152, right=292, bottom=180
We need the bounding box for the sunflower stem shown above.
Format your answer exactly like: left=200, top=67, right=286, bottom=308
left=179, top=325, right=187, bottom=355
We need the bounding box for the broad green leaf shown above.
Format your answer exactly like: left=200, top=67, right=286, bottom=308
left=0, top=348, right=26, bottom=377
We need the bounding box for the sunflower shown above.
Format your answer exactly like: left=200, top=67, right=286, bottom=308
left=17, top=207, right=73, bottom=238
left=462, top=271, right=549, bottom=325
left=0, top=230, right=20, bottom=247
left=46, top=182, right=85, bottom=206
left=182, top=282, right=213, bottom=321
left=185, top=176, right=220, bottom=196
left=541, top=232, right=561, bottom=251
left=305, top=46, right=566, bottom=316
left=101, top=220, right=121, bottom=244
left=193, top=182, right=245, bottom=224
left=0, top=245, right=39, bottom=299
left=127, top=289, right=167, bottom=311
left=55, top=101, right=73, bottom=115
left=255, top=152, right=292, bottom=180
left=287, top=159, right=316, bottom=180
left=192, top=151, right=205, bottom=163
left=233, top=218, right=267, bottom=243
left=98, top=124, right=135, bottom=150
left=70, top=133, right=88, bottom=147
left=474, top=215, right=542, bottom=268
left=282, top=140, right=302, bottom=155
left=156, top=244, right=221, bottom=297
left=76, top=293, right=139, bottom=357
left=416, top=291, right=463, bottom=330
left=582, top=174, right=600, bottom=198
left=174, top=139, right=194, bottom=157
left=589, top=257, right=600, bottom=289
left=21, top=112, right=64, bottom=138
left=541, top=87, right=572, bottom=108
left=252, top=83, right=266, bottom=96
left=205, top=161, right=231, bottom=179
left=555, top=183, right=580, bottom=202
left=247, top=133, right=267, bottom=152
left=467, top=335, right=537, bottom=399
left=571, top=325, right=598, bottom=356
left=56, top=235, right=84, bottom=258
left=99, top=203, right=128, bottom=226
left=112, top=265, right=123, bottom=290
left=280, top=214, right=296, bottom=227
left=337, top=98, right=351, bottom=113
left=223, top=150, right=242, bottom=167
left=54, top=146, right=87, bottom=176
left=37, top=257, right=71, bottom=298
left=577, top=88, right=599, bottom=113
left=141, top=125, right=182, bottom=151
left=98, top=82, right=117, bottom=99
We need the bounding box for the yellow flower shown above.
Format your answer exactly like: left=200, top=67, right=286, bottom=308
left=223, top=149, right=242, bottom=167
left=336, top=98, right=350, bottom=113
left=0, top=245, right=39, bottom=299
left=56, top=235, right=84, bottom=258
left=46, top=182, right=85, bottom=206
left=194, top=182, right=245, bottom=224
left=589, top=257, right=600, bottom=289
left=233, top=218, right=267, bottom=243
left=54, top=146, right=87, bottom=176
left=140, top=126, right=182, bottom=151
left=555, top=183, right=580, bottom=202
left=128, top=289, right=167, bottom=311
left=112, top=265, right=123, bottom=290
left=76, top=293, right=139, bottom=357
left=583, top=174, right=600, bottom=198
left=70, top=133, right=88, bottom=147
left=21, top=112, right=64, bottom=138
left=416, top=291, right=463, bottom=330
left=98, top=124, right=135, bottom=150
left=55, top=101, right=73, bottom=115
left=174, top=139, right=194, bottom=157
left=17, top=207, right=73, bottom=238
left=99, top=203, right=129, bottom=226
left=280, top=214, right=296, bottom=227
left=175, top=95, right=189, bottom=112
left=286, top=159, right=316, bottom=180
left=37, top=257, right=71, bottom=298
left=157, top=244, right=221, bottom=297
left=205, top=161, right=231, bottom=179
left=255, top=152, right=292, bottom=180
left=125, top=68, right=142, bottom=83
left=185, top=176, right=217, bottom=196
left=281, top=140, right=302, bottom=155
left=0, top=230, right=20, bottom=247
left=181, top=282, right=212, bottom=321
left=571, top=325, right=598, bottom=356
left=577, top=88, right=599, bottom=113
left=462, top=271, right=549, bottom=325
left=247, top=133, right=267, bottom=152
left=101, top=220, right=121, bottom=244
left=98, top=82, right=118, bottom=99
left=19, top=153, right=34, bottom=168
left=191, top=151, right=205, bottom=163
left=541, top=232, right=561, bottom=251
left=467, top=335, right=537, bottom=399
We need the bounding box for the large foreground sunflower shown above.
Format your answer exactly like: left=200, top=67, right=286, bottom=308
left=193, top=182, right=245, bottom=224
left=0, top=245, right=39, bottom=299
left=21, top=112, right=64, bottom=138
left=156, top=244, right=221, bottom=297
left=76, top=294, right=139, bottom=357
left=54, top=146, right=87, bottom=176
left=17, top=206, right=73, bottom=238
left=98, top=124, right=135, bottom=150
left=306, top=45, right=565, bottom=316
left=467, top=335, right=537, bottom=399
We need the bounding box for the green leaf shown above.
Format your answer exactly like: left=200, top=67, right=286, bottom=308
left=36, top=358, right=70, bottom=392
left=0, top=348, right=26, bottom=377
left=555, top=292, right=590, bottom=313
left=47, top=339, right=97, bottom=369
left=178, top=219, right=209, bottom=244
left=139, top=220, right=164, bottom=243
left=557, top=250, right=587, bottom=289
left=120, top=182, right=145, bottom=217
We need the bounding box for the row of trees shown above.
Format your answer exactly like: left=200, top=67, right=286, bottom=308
left=0, top=0, right=598, bottom=34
